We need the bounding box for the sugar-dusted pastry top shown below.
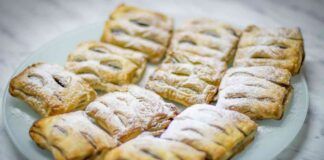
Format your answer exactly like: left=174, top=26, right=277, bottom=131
left=101, top=4, right=173, bottom=63
left=161, top=104, right=257, bottom=160
left=85, top=85, right=178, bottom=142
left=145, top=19, right=235, bottom=107
left=29, top=111, right=118, bottom=160
left=66, top=41, right=147, bottom=92
left=164, top=50, right=227, bottom=71
left=216, top=66, right=292, bottom=120
left=240, top=25, right=302, bottom=40
left=98, top=136, right=205, bottom=160
left=146, top=56, right=225, bottom=106
left=169, top=18, right=241, bottom=63
left=9, top=63, right=96, bottom=117
left=233, top=25, right=304, bottom=75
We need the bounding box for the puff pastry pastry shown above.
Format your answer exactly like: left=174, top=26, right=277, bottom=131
left=233, top=25, right=304, bottom=75
left=29, top=111, right=118, bottom=160
left=216, top=66, right=292, bottom=120
left=161, top=104, right=257, bottom=160
left=169, top=18, right=241, bottom=63
left=98, top=136, right=205, bottom=160
left=101, top=4, right=173, bottom=63
left=164, top=50, right=227, bottom=70
left=146, top=52, right=226, bottom=106
left=66, top=41, right=147, bottom=92
left=85, top=85, right=178, bottom=142
left=9, top=63, right=96, bottom=117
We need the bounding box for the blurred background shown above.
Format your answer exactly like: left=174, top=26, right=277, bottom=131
left=0, top=0, right=324, bottom=159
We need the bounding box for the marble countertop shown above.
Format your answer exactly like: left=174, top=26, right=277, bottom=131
left=0, top=0, right=323, bottom=159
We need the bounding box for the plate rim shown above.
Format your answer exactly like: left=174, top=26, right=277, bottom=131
left=258, top=71, right=309, bottom=159
left=1, top=22, right=310, bottom=160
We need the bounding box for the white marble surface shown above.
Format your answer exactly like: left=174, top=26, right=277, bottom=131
left=0, top=0, right=323, bottom=159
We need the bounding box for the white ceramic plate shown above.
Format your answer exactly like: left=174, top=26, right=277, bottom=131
left=1, top=22, right=309, bottom=160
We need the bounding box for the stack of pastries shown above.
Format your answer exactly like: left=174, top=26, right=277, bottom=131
left=146, top=19, right=240, bottom=106
left=8, top=3, right=304, bottom=160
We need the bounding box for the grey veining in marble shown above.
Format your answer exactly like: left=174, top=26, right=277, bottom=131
left=1, top=0, right=324, bottom=159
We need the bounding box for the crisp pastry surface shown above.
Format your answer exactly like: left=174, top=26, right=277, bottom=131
left=66, top=41, right=147, bottom=92
left=101, top=4, right=173, bottom=63
left=146, top=52, right=226, bottom=107
left=164, top=50, right=227, bottom=70
left=98, top=136, right=205, bottom=160
left=29, top=111, right=118, bottom=160
left=9, top=63, right=96, bottom=117
left=216, top=66, right=292, bottom=120
left=161, top=104, right=257, bottom=160
left=169, top=18, right=241, bottom=63
left=233, top=25, right=304, bottom=75
left=85, top=85, right=178, bottom=142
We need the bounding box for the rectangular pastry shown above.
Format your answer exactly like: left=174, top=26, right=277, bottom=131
left=101, top=4, right=173, bottom=63
left=9, top=63, right=96, bottom=117
left=85, top=85, right=178, bottom=142
left=29, top=111, right=118, bottom=160
left=161, top=104, right=257, bottom=160
left=216, top=66, right=292, bottom=120
left=233, top=25, right=304, bottom=75
left=66, top=41, right=147, bottom=92
left=146, top=50, right=226, bottom=107
left=98, top=136, right=205, bottom=160
left=169, top=18, right=241, bottom=63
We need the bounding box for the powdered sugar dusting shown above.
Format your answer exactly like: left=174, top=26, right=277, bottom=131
left=85, top=85, right=177, bottom=139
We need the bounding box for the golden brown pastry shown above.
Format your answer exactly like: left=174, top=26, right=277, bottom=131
left=85, top=85, right=178, bottom=142
left=233, top=25, right=304, bottom=75
left=9, top=63, right=96, bottom=117
left=29, top=111, right=118, bottom=160
left=216, top=66, right=292, bottom=120
left=66, top=41, right=146, bottom=92
left=97, top=136, right=205, bottom=160
left=101, top=4, right=173, bottom=63
left=164, top=50, right=227, bottom=70
left=146, top=51, right=226, bottom=107
left=169, top=18, right=241, bottom=64
left=161, top=104, right=257, bottom=160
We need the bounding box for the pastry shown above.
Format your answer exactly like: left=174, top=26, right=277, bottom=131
left=233, top=25, right=304, bottom=75
left=66, top=41, right=147, bottom=92
left=9, top=63, right=96, bottom=117
left=216, top=66, right=292, bottom=120
left=101, top=4, right=173, bottom=63
left=164, top=50, right=227, bottom=70
left=29, top=111, right=118, bottom=160
left=98, top=136, right=205, bottom=160
left=169, top=18, right=241, bottom=64
left=85, top=85, right=178, bottom=142
left=161, top=104, right=257, bottom=160
left=146, top=53, right=225, bottom=106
